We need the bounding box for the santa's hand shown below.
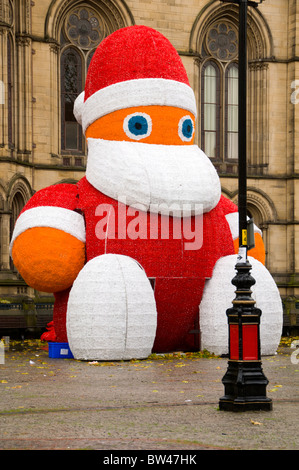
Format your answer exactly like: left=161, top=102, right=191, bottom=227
left=11, top=227, right=85, bottom=293
left=233, top=232, right=266, bottom=265
left=225, top=212, right=266, bottom=264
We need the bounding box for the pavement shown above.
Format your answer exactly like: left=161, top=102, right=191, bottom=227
left=0, top=337, right=298, bottom=453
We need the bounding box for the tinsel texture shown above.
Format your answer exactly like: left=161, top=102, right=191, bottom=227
left=84, top=25, right=190, bottom=100
left=66, top=254, right=157, bottom=360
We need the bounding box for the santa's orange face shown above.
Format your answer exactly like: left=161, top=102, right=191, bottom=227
left=85, top=105, right=195, bottom=145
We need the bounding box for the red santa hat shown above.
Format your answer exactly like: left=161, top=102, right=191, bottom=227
left=74, top=25, right=197, bottom=134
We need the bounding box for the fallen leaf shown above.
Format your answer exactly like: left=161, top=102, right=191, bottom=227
left=250, top=419, right=263, bottom=426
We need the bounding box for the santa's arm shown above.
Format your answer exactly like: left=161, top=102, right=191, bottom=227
left=225, top=208, right=266, bottom=265
left=10, top=184, right=86, bottom=293
left=218, top=195, right=265, bottom=264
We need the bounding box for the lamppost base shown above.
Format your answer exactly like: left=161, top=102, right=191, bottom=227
left=219, top=397, right=272, bottom=412
left=219, top=360, right=273, bottom=412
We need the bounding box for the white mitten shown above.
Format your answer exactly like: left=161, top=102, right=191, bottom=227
left=66, top=253, right=157, bottom=360
left=200, top=255, right=283, bottom=356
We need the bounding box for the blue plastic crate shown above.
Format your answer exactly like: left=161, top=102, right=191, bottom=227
left=48, top=342, right=73, bottom=359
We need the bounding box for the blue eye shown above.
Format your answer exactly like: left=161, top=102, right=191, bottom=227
left=178, top=115, right=194, bottom=142
left=123, top=113, right=152, bottom=140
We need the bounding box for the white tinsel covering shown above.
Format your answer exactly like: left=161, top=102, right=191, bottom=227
left=200, top=255, right=283, bottom=356
left=66, top=254, right=157, bottom=360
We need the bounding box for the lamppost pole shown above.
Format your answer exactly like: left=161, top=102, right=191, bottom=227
left=238, top=0, right=247, bottom=250
left=218, top=0, right=272, bottom=411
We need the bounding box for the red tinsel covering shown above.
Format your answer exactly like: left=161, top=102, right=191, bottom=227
left=19, top=183, right=79, bottom=216
left=84, top=25, right=190, bottom=102
left=40, top=321, right=56, bottom=342
left=15, top=176, right=238, bottom=351
left=76, top=176, right=236, bottom=352
left=52, top=289, right=71, bottom=343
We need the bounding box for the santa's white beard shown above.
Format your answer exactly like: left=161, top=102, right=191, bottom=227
left=86, top=138, right=221, bottom=217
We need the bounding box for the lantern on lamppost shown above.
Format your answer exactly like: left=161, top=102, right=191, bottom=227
left=218, top=0, right=272, bottom=411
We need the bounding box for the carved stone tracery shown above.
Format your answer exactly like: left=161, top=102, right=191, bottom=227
left=65, top=7, right=104, bottom=49
left=206, top=21, right=238, bottom=62
left=46, top=0, right=133, bottom=42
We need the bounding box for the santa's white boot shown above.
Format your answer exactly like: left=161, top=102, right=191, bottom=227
left=199, top=255, right=283, bottom=356
left=66, top=254, right=157, bottom=360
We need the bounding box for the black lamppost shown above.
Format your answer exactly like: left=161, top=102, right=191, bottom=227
left=218, top=0, right=272, bottom=411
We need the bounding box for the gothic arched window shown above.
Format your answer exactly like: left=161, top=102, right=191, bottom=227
left=61, top=47, right=83, bottom=152
left=225, top=63, right=239, bottom=159
left=201, top=62, right=220, bottom=159
left=60, top=6, right=102, bottom=158
left=9, top=191, right=25, bottom=271
left=201, top=21, right=239, bottom=162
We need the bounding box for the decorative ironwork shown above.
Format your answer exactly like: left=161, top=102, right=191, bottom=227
left=65, top=7, right=102, bottom=49
left=206, top=22, right=238, bottom=61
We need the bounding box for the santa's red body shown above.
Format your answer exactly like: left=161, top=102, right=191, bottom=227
left=44, top=177, right=237, bottom=352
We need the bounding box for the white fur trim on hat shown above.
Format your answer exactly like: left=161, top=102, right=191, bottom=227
left=74, top=78, right=197, bottom=133
left=10, top=206, right=86, bottom=254
left=73, top=91, right=84, bottom=126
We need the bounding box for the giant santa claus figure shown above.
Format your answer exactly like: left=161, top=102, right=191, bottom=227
left=10, top=26, right=282, bottom=360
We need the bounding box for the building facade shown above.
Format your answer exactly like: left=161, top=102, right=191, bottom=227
left=0, top=0, right=298, bottom=330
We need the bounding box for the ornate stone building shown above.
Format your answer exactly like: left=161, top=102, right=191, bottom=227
left=0, top=0, right=298, bottom=331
